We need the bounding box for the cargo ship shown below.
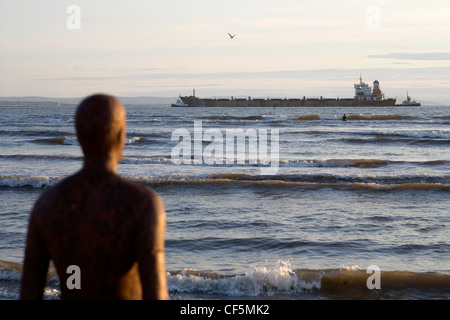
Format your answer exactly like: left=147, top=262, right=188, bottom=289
left=172, top=76, right=397, bottom=107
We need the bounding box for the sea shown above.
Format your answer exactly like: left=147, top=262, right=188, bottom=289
left=0, top=103, right=449, bottom=300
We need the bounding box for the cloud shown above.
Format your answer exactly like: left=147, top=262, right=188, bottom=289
left=368, top=52, right=450, bottom=61
left=35, top=66, right=450, bottom=83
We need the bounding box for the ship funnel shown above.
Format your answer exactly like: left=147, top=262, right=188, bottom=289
left=372, top=80, right=382, bottom=95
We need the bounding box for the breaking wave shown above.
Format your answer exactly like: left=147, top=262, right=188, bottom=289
left=32, top=136, right=148, bottom=146
left=33, top=136, right=78, bottom=145
left=2, top=259, right=448, bottom=299
left=1, top=171, right=449, bottom=191
left=0, top=175, right=63, bottom=188
left=200, top=114, right=419, bottom=122
left=8, top=152, right=447, bottom=170
left=168, top=264, right=450, bottom=299
left=0, top=154, right=82, bottom=161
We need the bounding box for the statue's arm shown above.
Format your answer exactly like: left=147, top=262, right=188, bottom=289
left=20, top=207, right=50, bottom=300
left=137, top=192, right=169, bottom=300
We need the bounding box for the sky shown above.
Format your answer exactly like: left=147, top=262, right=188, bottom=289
left=1, top=0, right=450, bottom=104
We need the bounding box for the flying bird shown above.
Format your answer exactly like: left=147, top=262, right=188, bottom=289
left=227, top=33, right=236, bottom=39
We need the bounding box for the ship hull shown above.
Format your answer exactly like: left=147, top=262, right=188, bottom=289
left=395, top=103, right=421, bottom=107
left=173, top=97, right=397, bottom=107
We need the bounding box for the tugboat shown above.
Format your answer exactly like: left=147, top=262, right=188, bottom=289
left=396, top=92, right=421, bottom=106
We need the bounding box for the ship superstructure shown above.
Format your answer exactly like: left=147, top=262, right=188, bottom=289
left=354, top=75, right=385, bottom=101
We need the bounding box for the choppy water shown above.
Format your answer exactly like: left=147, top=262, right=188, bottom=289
left=1, top=104, right=449, bottom=299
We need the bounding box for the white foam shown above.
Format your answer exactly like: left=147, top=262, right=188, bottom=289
left=126, top=136, right=144, bottom=145
left=0, top=268, right=61, bottom=300
left=62, top=137, right=79, bottom=145
left=0, top=269, right=21, bottom=282
left=167, top=261, right=321, bottom=297
left=0, top=175, right=61, bottom=188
